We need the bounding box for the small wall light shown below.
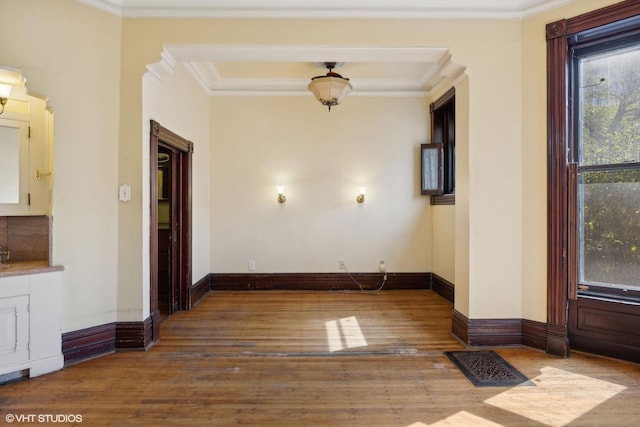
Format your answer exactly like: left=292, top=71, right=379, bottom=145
left=276, top=186, right=286, bottom=203
left=356, top=187, right=367, bottom=204
left=0, top=83, right=11, bottom=115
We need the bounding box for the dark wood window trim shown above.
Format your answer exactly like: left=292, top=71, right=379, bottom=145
left=429, top=87, right=455, bottom=205
left=546, top=0, right=640, bottom=358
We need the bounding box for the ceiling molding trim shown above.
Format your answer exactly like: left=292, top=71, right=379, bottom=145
left=165, top=45, right=449, bottom=64
left=522, top=0, right=573, bottom=17
left=173, top=44, right=463, bottom=97
left=77, top=0, right=123, bottom=16
left=208, top=90, right=428, bottom=98
left=192, top=76, right=431, bottom=93
left=76, top=0, right=574, bottom=19
left=145, top=49, right=177, bottom=84
left=184, top=62, right=221, bottom=93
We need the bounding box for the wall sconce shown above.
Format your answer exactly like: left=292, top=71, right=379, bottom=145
left=276, top=186, right=286, bottom=204
left=0, top=83, right=11, bottom=115
left=356, top=187, right=367, bottom=203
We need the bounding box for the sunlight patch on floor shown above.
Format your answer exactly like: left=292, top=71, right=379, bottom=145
left=484, top=366, right=626, bottom=427
left=325, top=316, right=368, bottom=352
left=406, top=411, right=505, bottom=427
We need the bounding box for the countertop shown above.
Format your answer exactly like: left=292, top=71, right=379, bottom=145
left=0, top=260, right=64, bottom=278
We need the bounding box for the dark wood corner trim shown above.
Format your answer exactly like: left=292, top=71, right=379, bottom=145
left=451, top=310, right=547, bottom=350
left=62, top=323, right=116, bottom=367
left=546, top=19, right=567, bottom=40
left=522, top=319, right=548, bottom=350
left=451, top=310, right=469, bottom=344
left=63, top=317, right=155, bottom=366
left=189, top=273, right=212, bottom=307
left=116, top=317, right=153, bottom=351
left=150, top=119, right=193, bottom=153
left=431, top=273, right=454, bottom=303
left=210, top=272, right=431, bottom=291
left=468, top=318, right=522, bottom=346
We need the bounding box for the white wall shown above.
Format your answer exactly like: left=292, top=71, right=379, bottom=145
left=210, top=95, right=431, bottom=273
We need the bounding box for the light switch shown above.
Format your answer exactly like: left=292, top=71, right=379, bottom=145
left=119, top=184, right=131, bottom=202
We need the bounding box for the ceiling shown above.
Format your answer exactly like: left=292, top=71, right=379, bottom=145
left=80, top=0, right=573, bottom=98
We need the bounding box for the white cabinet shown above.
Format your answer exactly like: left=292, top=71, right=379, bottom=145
left=0, top=270, right=63, bottom=378
left=0, top=295, right=29, bottom=367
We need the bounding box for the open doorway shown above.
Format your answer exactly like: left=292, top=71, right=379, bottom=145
left=150, top=120, right=193, bottom=342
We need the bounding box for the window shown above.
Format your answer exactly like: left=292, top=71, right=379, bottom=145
left=421, top=87, right=455, bottom=205
left=546, top=0, right=640, bottom=361
left=570, top=17, right=640, bottom=301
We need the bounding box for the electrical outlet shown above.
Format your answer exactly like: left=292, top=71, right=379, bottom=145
left=339, top=260, right=346, bottom=270
left=378, top=260, right=387, bottom=273
left=248, top=260, right=256, bottom=271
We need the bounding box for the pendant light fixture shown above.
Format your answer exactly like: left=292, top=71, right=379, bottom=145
left=308, top=62, right=352, bottom=112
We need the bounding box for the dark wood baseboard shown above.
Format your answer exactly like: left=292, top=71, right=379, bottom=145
left=522, top=319, right=548, bottom=350
left=116, top=317, right=153, bottom=351
left=62, top=323, right=116, bottom=367
left=63, top=317, right=153, bottom=366
left=189, top=274, right=212, bottom=307
left=431, top=273, right=454, bottom=303
left=468, top=317, right=522, bottom=346
left=451, top=309, right=469, bottom=344
left=210, top=272, right=431, bottom=291
left=451, top=310, right=547, bottom=350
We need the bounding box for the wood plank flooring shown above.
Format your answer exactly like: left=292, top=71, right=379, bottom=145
left=1, top=290, right=639, bottom=426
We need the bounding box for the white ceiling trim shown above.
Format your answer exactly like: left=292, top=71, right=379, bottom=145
left=146, top=45, right=465, bottom=97
left=166, top=45, right=451, bottom=64
left=77, top=0, right=574, bottom=19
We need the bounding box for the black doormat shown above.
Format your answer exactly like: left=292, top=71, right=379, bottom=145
left=444, top=350, right=532, bottom=387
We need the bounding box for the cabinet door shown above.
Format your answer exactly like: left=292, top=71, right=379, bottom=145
left=0, top=295, right=30, bottom=368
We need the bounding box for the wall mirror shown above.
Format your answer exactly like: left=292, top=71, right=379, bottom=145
left=0, top=67, right=53, bottom=215
left=0, top=124, right=21, bottom=203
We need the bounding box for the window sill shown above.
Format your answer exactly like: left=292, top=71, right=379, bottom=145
left=430, top=194, right=455, bottom=205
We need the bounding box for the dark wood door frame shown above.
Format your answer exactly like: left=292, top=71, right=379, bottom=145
left=150, top=120, right=193, bottom=343
left=546, top=0, right=640, bottom=358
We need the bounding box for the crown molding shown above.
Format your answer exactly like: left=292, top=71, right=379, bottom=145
left=77, top=0, right=574, bottom=19
left=145, top=45, right=464, bottom=97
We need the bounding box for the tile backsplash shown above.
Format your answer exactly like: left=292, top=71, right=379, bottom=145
left=0, top=216, right=50, bottom=262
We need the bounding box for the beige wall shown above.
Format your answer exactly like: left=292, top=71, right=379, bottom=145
left=517, top=0, right=621, bottom=321
left=209, top=95, right=430, bottom=274
left=0, top=0, right=625, bottom=335
left=431, top=206, right=455, bottom=283
left=0, top=0, right=122, bottom=332
left=119, top=16, right=525, bottom=321
left=138, top=62, right=211, bottom=320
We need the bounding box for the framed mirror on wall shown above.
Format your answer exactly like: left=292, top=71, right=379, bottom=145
left=0, top=123, right=21, bottom=203
left=0, top=67, right=53, bottom=215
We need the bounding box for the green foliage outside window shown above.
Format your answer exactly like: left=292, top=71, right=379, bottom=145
left=579, top=45, right=640, bottom=289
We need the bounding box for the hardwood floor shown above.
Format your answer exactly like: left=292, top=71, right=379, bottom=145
left=1, top=290, right=639, bottom=426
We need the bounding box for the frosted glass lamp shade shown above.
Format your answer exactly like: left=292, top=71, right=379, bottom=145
left=308, top=73, right=352, bottom=111
left=0, top=83, right=11, bottom=98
